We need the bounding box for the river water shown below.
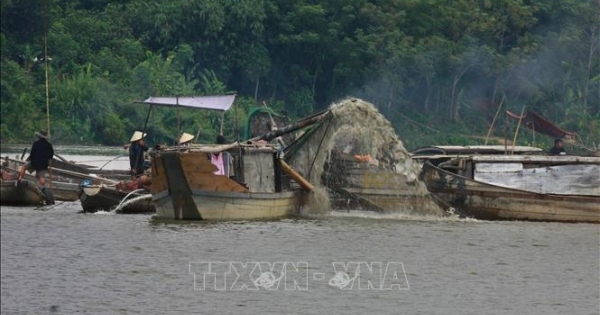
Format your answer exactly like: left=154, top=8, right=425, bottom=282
left=1, top=151, right=599, bottom=315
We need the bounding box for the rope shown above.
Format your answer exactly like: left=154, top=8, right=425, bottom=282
left=308, top=119, right=332, bottom=179
left=98, top=155, right=128, bottom=170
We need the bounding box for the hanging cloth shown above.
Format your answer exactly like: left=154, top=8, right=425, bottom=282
left=211, top=153, right=225, bottom=175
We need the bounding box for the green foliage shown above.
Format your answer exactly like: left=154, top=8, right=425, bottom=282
left=0, top=0, right=598, bottom=150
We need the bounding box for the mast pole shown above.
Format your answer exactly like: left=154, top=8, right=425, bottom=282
left=176, top=95, right=180, bottom=144
left=511, top=105, right=526, bottom=155
left=45, top=33, right=50, bottom=137
left=484, top=94, right=505, bottom=145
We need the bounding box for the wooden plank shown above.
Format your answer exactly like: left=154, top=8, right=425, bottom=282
left=150, top=156, right=168, bottom=194
left=161, top=153, right=201, bottom=219
left=185, top=172, right=248, bottom=193
left=471, top=155, right=600, bottom=164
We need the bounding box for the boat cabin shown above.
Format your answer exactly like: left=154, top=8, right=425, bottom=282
left=150, top=142, right=293, bottom=195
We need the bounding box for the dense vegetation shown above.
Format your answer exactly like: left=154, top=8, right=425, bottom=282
left=1, top=0, right=598, bottom=151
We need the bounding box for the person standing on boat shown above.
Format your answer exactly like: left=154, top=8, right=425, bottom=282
left=549, top=139, right=566, bottom=155
left=129, top=131, right=149, bottom=176
left=18, top=131, right=55, bottom=205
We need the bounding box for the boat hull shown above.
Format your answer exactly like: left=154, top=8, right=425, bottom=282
left=323, top=154, right=445, bottom=216
left=37, top=179, right=80, bottom=202
left=421, top=161, right=600, bottom=223
left=150, top=148, right=304, bottom=221
left=153, top=189, right=302, bottom=220
left=79, top=185, right=154, bottom=214
left=0, top=180, right=45, bottom=206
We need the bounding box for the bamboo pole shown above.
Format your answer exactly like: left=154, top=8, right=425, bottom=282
left=220, top=110, right=225, bottom=135
left=3, top=164, right=119, bottom=185
left=44, top=33, right=53, bottom=189
left=484, top=94, right=505, bottom=145
left=176, top=96, right=180, bottom=144
left=532, top=119, right=536, bottom=146
left=45, top=33, right=50, bottom=138
left=511, top=105, right=526, bottom=155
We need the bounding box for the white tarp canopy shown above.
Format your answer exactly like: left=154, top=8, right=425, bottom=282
left=139, top=95, right=236, bottom=111
left=474, top=163, right=600, bottom=196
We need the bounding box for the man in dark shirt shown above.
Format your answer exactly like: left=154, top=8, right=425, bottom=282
left=129, top=131, right=149, bottom=176
left=549, top=139, right=566, bottom=155
left=18, top=131, right=55, bottom=204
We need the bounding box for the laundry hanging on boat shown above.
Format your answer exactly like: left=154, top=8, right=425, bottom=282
left=211, top=153, right=225, bottom=175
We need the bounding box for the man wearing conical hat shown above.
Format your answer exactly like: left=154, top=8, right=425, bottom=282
left=178, top=132, right=194, bottom=146
left=18, top=131, right=55, bottom=204
left=129, top=131, right=148, bottom=176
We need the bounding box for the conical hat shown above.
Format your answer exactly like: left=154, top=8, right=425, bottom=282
left=178, top=132, right=194, bottom=145
left=35, top=131, right=49, bottom=139
left=130, top=131, right=147, bottom=142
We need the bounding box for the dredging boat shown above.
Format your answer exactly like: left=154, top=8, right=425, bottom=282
left=150, top=142, right=307, bottom=220
left=284, top=98, right=446, bottom=216
left=135, top=93, right=333, bottom=220
left=415, top=147, right=600, bottom=223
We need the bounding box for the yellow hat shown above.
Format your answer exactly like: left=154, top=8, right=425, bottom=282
left=130, top=131, right=147, bottom=142
left=178, top=132, right=194, bottom=145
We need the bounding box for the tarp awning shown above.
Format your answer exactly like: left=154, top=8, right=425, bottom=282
left=139, top=95, right=236, bottom=111
left=506, top=109, right=576, bottom=139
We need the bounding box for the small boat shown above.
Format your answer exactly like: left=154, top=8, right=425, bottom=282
left=2, top=156, right=129, bottom=202
left=151, top=143, right=306, bottom=220
left=0, top=178, right=45, bottom=206
left=79, top=183, right=154, bottom=214
left=418, top=151, right=600, bottom=223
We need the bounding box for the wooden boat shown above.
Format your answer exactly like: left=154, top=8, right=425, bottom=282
left=79, top=183, right=154, bottom=214
left=419, top=153, right=600, bottom=223
left=0, top=179, right=45, bottom=206
left=1, top=159, right=52, bottom=205
left=151, top=143, right=305, bottom=220
left=275, top=101, right=446, bottom=216
left=321, top=150, right=445, bottom=215
left=133, top=94, right=325, bottom=220
left=2, top=156, right=129, bottom=202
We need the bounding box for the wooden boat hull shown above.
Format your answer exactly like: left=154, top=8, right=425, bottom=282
left=421, top=161, right=600, bottom=223
left=22, top=174, right=80, bottom=201
left=323, top=154, right=445, bottom=216
left=0, top=180, right=44, bottom=206
left=150, top=148, right=304, bottom=221
left=79, top=185, right=154, bottom=214
left=153, top=189, right=302, bottom=220
left=3, top=156, right=127, bottom=202
left=49, top=181, right=80, bottom=201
